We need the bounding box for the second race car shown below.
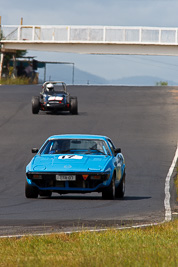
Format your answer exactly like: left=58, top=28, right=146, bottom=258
left=31, top=81, right=78, bottom=114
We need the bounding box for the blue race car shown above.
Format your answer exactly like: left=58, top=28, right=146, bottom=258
left=31, top=81, right=78, bottom=114
left=25, top=134, right=126, bottom=199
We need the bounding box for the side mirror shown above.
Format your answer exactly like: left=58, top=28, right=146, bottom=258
left=32, top=148, right=39, bottom=153
left=114, top=148, right=121, bottom=155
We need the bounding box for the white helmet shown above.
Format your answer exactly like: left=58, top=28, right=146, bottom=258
left=46, top=83, right=54, bottom=91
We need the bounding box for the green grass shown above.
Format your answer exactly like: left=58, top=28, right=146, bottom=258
left=0, top=219, right=177, bottom=267
left=0, top=77, right=31, bottom=85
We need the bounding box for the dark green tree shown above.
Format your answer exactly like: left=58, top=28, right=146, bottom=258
left=3, top=50, right=27, bottom=77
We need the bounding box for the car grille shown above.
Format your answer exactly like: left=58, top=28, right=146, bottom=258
left=48, top=101, right=60, bottom=104
left=28, top=173, right=108, bottom=189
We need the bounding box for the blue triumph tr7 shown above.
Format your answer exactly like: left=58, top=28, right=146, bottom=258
left=25, top=134, right=126, bottom=199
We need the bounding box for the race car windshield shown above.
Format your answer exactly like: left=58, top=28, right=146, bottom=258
left=45, top=84, right=66, bottom=93
left=40, top=139, right=110, bottom=155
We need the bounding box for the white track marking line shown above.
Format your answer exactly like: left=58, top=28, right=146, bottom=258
left=0, top=222, right=166, bottom=239
left=164, top=143, right=178, bottom=222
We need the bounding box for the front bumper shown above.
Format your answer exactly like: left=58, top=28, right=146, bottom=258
left=26, top=172, right=111, bottom=193
left=41, top=102, right=70, bottom=111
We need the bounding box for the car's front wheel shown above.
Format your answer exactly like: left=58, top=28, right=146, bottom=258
left=25, top=181, right=39, bottom=198
left=32, top=96, right=40, bottom=114
left=70, top=97, right=78, bottom=114
left=115, top=172, right=125, bottom=198
left=102, top=174, right=115, bottom=200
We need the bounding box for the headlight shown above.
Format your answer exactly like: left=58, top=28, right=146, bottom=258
left=90, top=175, right=101, bottom=180
left=27, top=173, right=42, bottom=179
left=90, top=174, right=110, bottom=180
left=32, top=174, right=42, bottom=179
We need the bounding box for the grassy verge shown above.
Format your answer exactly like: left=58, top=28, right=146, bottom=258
left=0, top=77, right=31, bottom=85
left=0, top=219, right=177, bottom=267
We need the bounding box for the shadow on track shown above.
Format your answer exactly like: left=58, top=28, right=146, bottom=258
left=38, top=195, right=151, bottom=201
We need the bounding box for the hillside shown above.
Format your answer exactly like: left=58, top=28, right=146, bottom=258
left=38, top=63, right=178, bottom=86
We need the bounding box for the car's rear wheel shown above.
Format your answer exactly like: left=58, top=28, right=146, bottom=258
left=102, top=174, right=115, bottom=200
left=32, top=96, right=40, bottom=114
left=115, top=172, right=125, bottom=198
left=25, top=181, right=39, bottom=198
left=70, top=97, right=78, bottom=114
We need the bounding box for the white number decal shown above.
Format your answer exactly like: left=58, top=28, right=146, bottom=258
left=48, top=96, right=63, bottom=101
left=58, top=155, right=83, bottom=159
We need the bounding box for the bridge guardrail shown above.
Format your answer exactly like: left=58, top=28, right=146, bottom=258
left=1, top=25, right=178, bottom=45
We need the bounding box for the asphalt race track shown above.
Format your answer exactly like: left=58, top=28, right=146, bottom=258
left=0, top=84, right=177, bottom=236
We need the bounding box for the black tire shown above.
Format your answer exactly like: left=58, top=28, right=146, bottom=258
left=102, top=174, right=115, bottom=200
left=115, top=172, right=125, bottom=198
left=25, top=181, right=39, bottom=198
left=32, top=96, right=40, bottom=114
left=70, top=97, right=78, bottom=115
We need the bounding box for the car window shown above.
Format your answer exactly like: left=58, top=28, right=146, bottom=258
left=40, top=139, right=111, bottom=155
left=107, top=139, right=115, bottom=155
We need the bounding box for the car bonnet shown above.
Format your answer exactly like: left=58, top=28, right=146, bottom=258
left=30, top=154, right=111, bottom=172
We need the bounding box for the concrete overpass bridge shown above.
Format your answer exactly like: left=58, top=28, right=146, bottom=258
left=1, top=25, right=178, bottom=56
left=1, top=24, right=178, bottom=79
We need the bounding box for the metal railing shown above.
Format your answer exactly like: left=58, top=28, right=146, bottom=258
left=1, top=25, right=178, bottom=45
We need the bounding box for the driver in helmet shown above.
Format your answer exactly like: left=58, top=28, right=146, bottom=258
left=45, top=83, right=54, bottom=94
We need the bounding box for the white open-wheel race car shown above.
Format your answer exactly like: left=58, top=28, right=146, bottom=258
left=32, top=81, right=78, bottom=115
